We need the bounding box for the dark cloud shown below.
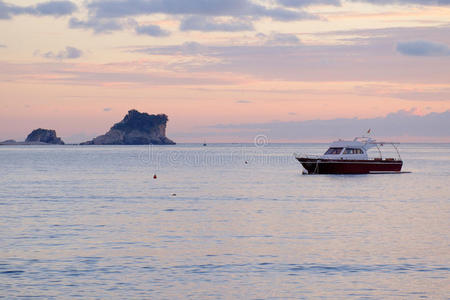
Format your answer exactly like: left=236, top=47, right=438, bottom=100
left=86, top=0, right=450, bottom=25
left=0, top=1, right=77, bottom=19
left=209, top=110, right=450, bottom=140
left=396, top=40, right=450, bottom=56
left=135, top=24, right=170, bottom=37
left=351, top=0, right=450, bottom=5
left=264, top=33, right=301, bottom=45
left=259, top=7, right=317, bottom=21
left=180, top=16, right=254, bottom=32
left=42, top=46, right=83, bottom=60
left=87, top=0, right=317, bottom=21
left=103, top=107, right=112, bottom=112
left=0, top=44, right=6, bottom=48
left=35, top=1, right=77, bottom=15
left=133, top=41, right=207, bottom=56
left=279, top=0, right=450, bottom=6
left=69, top=17, right=124, bottom=34
left=278, top=0, right=340, bottom=7
left=130, top=25, right=450, bottom=83
left=236, top=100, right=252, bottom=103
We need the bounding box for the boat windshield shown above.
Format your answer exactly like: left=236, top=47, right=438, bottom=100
left=343, top=148, right=364, bottom=154
left=325, top=147, right=343, bottom=155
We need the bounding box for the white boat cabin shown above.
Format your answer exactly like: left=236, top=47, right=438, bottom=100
left=321, top=137, right=400, bottom=161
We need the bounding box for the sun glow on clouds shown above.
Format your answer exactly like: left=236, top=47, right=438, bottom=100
left=0, top=0, right=449, bottom=142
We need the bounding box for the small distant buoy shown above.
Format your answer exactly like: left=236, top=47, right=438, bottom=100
left=171, top=193, right=177, bottom=196
left=153, top=174, right=157, bottom=179
left=245, top=161, right=248, bottom=164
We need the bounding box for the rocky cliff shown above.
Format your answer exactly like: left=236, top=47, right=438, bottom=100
left=81, top=110, right=175, bottom=145
left=25, top=128, right=65, bottom=144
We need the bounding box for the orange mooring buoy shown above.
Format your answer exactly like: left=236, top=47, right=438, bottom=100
left=153, top=174, right=157, bottom=179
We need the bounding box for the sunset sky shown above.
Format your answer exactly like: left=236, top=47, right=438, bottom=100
left=1, top=0, right=449, bottom=142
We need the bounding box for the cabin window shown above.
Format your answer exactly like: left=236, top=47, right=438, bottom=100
left=343, top=148, right=363, bottom=154
left=325, top=147, right=343, bottom=155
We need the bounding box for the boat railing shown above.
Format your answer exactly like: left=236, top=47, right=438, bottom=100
left=366, top=142, right=402, bottom=161
left=294, top=152, right=402, bottom=162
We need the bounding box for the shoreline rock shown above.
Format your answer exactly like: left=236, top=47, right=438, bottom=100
left=0, top=140, right=54, bottom=146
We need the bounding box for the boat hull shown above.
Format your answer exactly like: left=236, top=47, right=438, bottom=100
left=297, top=157, right=403, bottom=174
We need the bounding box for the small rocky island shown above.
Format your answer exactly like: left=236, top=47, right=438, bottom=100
left=81, top=109, right=175, bottom=145
left=0, top=128, right=65, bottom=145
left=25, top=128, right=65, bottom=144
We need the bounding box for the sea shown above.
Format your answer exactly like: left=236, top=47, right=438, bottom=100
left=0, top=143, right=449, bottom=299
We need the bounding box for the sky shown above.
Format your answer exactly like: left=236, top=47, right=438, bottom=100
left=0, top=0, right=449, bottom=143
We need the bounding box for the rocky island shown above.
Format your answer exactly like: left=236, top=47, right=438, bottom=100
left=0, top=128, right=65, bottom=145
left=81, top=109, right=175, bottom=145
left=25, top=128, right=65, bottom=144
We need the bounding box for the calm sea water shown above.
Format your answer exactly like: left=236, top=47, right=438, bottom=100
left=1, top=143, right=449, bottom=299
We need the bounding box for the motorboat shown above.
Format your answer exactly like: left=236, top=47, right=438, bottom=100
left=295, top=136, right=403, bottom=174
